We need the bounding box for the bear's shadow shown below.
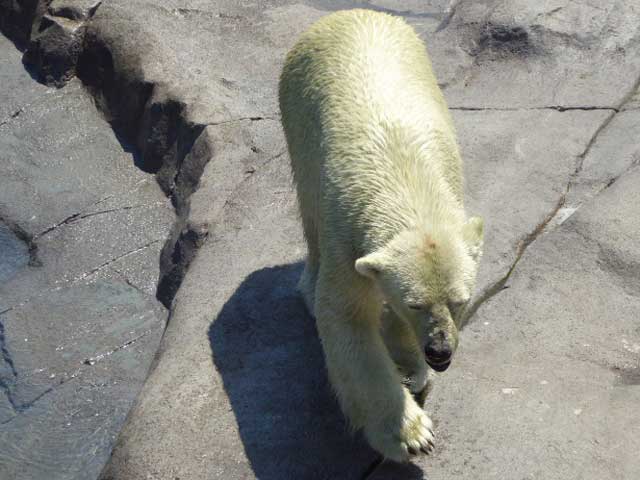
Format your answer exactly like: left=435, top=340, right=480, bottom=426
left=208, top=262, right=426, bottom=479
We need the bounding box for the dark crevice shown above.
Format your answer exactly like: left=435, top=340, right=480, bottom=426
left=19, top=0, right=103, bottom=86
left=156, top=224, right=208, bottom=308
left=72, top=20, right=214, bottom=309
left=0, top=0, right=45, bottom=48
left=50, top=0, right=102, bottom=21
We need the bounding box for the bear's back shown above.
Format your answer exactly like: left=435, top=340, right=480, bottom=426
left=280, top=10, right=464, bottom=247
left=280, top=10, right=453, bottom=146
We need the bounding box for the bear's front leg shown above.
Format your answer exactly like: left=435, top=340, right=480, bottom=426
left=315, top=273, right=435, bottom=462
left=380, top=306, right=430, bottom=397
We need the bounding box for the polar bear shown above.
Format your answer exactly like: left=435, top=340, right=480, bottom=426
left=279, top=9, right=483, bottom=462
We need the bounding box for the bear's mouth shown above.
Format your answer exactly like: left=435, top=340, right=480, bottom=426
left=425, top=358, right=451, bottom=372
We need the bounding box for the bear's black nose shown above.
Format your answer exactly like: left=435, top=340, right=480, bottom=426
left=424, top=342, right=452, bottom=371
left=424, top=344, right=452, bottom=362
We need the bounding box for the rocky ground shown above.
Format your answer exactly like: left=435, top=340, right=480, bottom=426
left=1, top=1, right=639, bottom=479
left=0, top=32, right=172, bottom=479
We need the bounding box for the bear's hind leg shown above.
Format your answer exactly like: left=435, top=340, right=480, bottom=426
left=298, top=215, right=320, bottom=316
left=298, top=260, right=318, bottom=316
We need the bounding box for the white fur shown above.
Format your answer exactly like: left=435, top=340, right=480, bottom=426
left=279, top=9, right=483, bottom=461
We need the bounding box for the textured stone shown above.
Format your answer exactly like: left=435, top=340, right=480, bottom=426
left=2, top=1, right=640, bottom=479
left=404, top=168, right=640, bottom=480
left=94, top=2, right=640, bottom=479
left=49, top=0, right=101, bottom=21
left=0, top=31, right=171, bottom=480
left=0, top=0, right=42, bottom=45
left=23, top=14, right=85, bottom=86
left=0, top=222, right=29, bottom=283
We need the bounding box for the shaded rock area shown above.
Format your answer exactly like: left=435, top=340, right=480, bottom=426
left=0, top=222, right=30, bottom=283
left=1, top=0, right=640, bottom=479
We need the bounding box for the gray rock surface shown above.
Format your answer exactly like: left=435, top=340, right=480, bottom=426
left=1, top=0, right=639, bottom=479
left=0, top=33, right=172, bottom=479
left=399, top=168, right=640, bottom=479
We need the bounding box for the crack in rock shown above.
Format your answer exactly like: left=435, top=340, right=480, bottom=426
left=0, top=327, right=150, bottom=422
left=204, top=115, right=278, bottom=127
left=463, top=72, right=640, bottom=324
left=0, top=215, right=40, bottom=267
left=1, top=314, right=82, bottom=419
left=563, top=71, right=640, bottom=203
left=0, top=107, right=25, bottom=128
left=599, top=161, right=640, bottom=193
left=1, top=371, right=82, bottom=424
left=7, top=0, right=270, bottom=316
left=0, top=320, right=19, bottom=413
left=220, top=149, right=288, bottom=213
left=450, top=105, right=618, bottom=112
left=20, top=0, right=104, bottom=86
left=74, top=33, right=218, bottom=306
left=74, top=239, right=163, bottom=282
left=0, top=384, right=53, bottom=418
left=109, top=266, right=148, bottom=296
left=436, top=0, right=462, bottom=33
left=49, top=0, right=102, bottom=22
left=35, top=204, right=148, bottom=239
left=0, top=321, right=18, bottom=379
left=244, top=149, right=287, bottom=177
left=82, top=329, right=153, bottom=366
left=461, top=193, right=566, bottom=327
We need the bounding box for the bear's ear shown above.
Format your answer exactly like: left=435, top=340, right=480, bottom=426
left=355, top=251, right=388, bottom=279
left=462, top=216, right=484, bottom=261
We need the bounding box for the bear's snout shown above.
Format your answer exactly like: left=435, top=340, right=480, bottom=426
left=424, top=334, right=453, bottom=371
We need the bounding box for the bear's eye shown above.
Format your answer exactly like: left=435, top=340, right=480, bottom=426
left=408, top=304, right=426, bottom=311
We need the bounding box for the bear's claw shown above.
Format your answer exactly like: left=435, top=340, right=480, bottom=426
left=366, top=400, right=435, bottom=462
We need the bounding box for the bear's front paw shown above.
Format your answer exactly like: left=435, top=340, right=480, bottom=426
left=365, top=396, right=435, bottom=462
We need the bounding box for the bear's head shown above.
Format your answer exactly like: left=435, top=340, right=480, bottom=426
left=355, top=217, right=484, bottom=372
